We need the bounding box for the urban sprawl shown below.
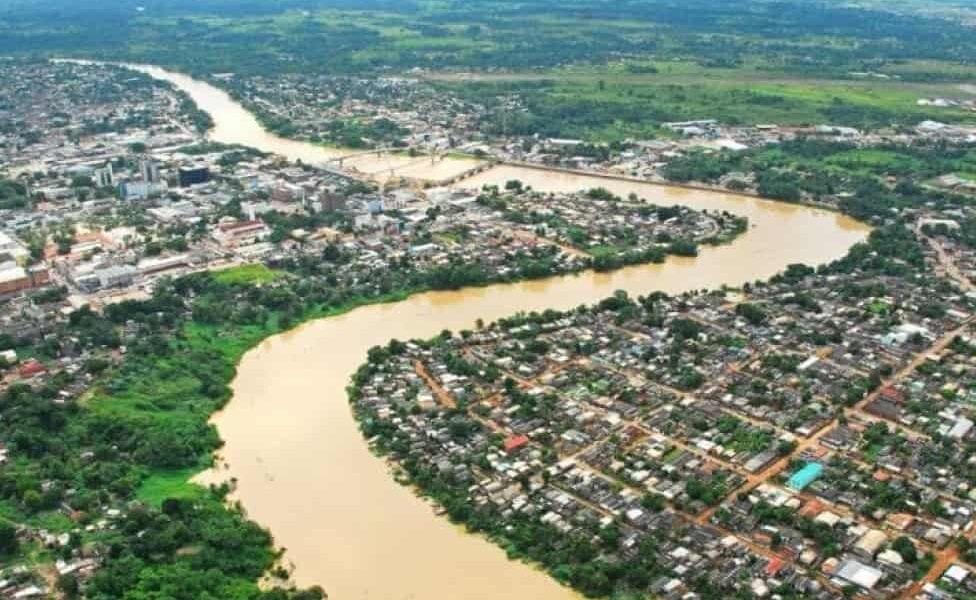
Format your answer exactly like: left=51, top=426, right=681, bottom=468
left=3, top=58, right=976, bottom=600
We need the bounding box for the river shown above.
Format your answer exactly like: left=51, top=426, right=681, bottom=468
left=127, top=64, right=482, bottom=182
left=130, top=64, right=870, bottom=599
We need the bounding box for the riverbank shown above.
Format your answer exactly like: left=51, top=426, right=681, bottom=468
left=204, top=194, right=866, bottom=599
left=496, top=159, right=851, bottom=216
left=102, top=63, right=870, bottom=599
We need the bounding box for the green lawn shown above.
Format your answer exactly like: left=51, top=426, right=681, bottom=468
left=825, top=149, right=926, bottom=173
left=587, top=244, right=632, bottom=258
left=212, top=264, right=283, bottom=286
left=136, top=468, right=207, bottom=507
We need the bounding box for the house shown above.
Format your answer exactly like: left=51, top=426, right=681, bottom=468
left=213, top=220, right=271, bottom=248
left=854, top=529, right=887, bottom=559
left=0, top=231, right=29, bottom=263
left=18, top=359, right=48, bottom=378
left=786, top=462, right=823, bottom=491
left=835, top=559, right=883, bottom=590
left=765, top=557, right=786, bottom=577
left=504, top=434, right=530, bottom=454
left=0, top=266, right=33, bottom=295
left=879, top=386, right=905, bottom=403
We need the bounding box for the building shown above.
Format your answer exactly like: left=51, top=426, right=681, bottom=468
left=504, top=434, right=530, bottom=454
left=854, top=529, right=887, bottom=559
left=0, top=265, right=50, bottom=296
left=0, top=231, right=29, bottom=263
left=74, top=265, right=137, bottom=293
left=137, top=254, right=190, bottom=276
left=318, top=192, right=346, bottom=212
left=119, top=180, right=166, bottom=201
left=272, top=182, right=305, bottom=204
left=834, top=559, right=883, bottom=590
left=94, top=162, right=114, bottom=187
left=0, top=266, right=32, bottom=295
left=139, top=157, right=160, bottom=183
left=18, top=359, right=48, bottom=379
left=786, top=462, right=823, bottom=491
left=178, top=166, right=210, bottom=187
left=212, top=220, right=271, bottom=248
left=313, top=227, right=345, bottom=243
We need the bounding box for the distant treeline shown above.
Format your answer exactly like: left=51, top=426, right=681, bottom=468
left=1, top=0, right=974, bottom=77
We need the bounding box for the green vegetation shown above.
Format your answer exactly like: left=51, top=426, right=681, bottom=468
left=4, top=0, right=976, bottom=84
left=0, top=272, right=370, bottom=599
left=661, top=137, right=976, bottom=222
left=212, top=264, right=284, bottom=286
left=0, top=216, right=733, bottom=595
left=135, top=468, right=206, bottom=507
left=315, top=117, right=407, bottom=149
left=2, top=0, right=972, bottom=147
left=348, top=201, right=933, bottom=597
left=0, top=178, right=28, bottom=210
left=445, top=75, right=974, bottom=140
left=2, top=0, right=975, bottom=596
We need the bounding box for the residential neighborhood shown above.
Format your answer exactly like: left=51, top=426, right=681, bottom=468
left=3, top=53, right=976, bottom=600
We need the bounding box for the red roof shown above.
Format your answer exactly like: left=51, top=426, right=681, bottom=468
left=765, top=557, right=786, bottom=576
left=218, top=220, right=266, bottom=233
left=503, top=434, right=530, bottom=453
left=18, top=359, right=47, bottom=378
left=879, top=386, right=904, bottom=403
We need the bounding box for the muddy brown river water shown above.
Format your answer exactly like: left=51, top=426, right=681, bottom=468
left=130, top=64, right=870, bottom=600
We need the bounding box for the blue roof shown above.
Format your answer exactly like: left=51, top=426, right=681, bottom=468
left=787, top=462, right=823, bottom=491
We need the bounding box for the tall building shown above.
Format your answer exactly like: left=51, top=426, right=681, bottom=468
left=139, top=157, right=160, bottom=183
left=178, top=166, right=209, bottom=187
left=94, top=162, right=114, bottom=187
left=119, top=180, right=166, bottom=201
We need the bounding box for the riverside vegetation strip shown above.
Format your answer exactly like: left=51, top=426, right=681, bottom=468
left=0, top=160, right=753, bottom=596
left=346, top=215, right=976, bottom=598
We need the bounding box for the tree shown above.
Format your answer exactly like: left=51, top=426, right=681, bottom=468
left=0, top=521, right=17, bottom=556
left=669, top=238, right=698, bottom=257
left=70, top=175, right=93, bottom=188
left=892, top=536, right=918, bottom=563
left=57, top=573, right=80, bottom=599
left=735, top=302, right=768, bottom=325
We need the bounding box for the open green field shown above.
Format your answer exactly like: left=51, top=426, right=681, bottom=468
left=212, top=263, right=284, bottom=286
left=2, top=0, right=974, bottom=142
left=438, top=69, right=976, bottom=141
left=4, top=0, right=976, bottom=83
left=136, top=467, right=207, bottom=507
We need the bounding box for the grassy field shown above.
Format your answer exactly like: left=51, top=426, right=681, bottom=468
left=136, top=467, right=207, bottom=506
left=440, top=68, right=976, bottom=141
left=824, top=149, right=927, bottom=173
left=212, top=264, right=284, bottom=286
